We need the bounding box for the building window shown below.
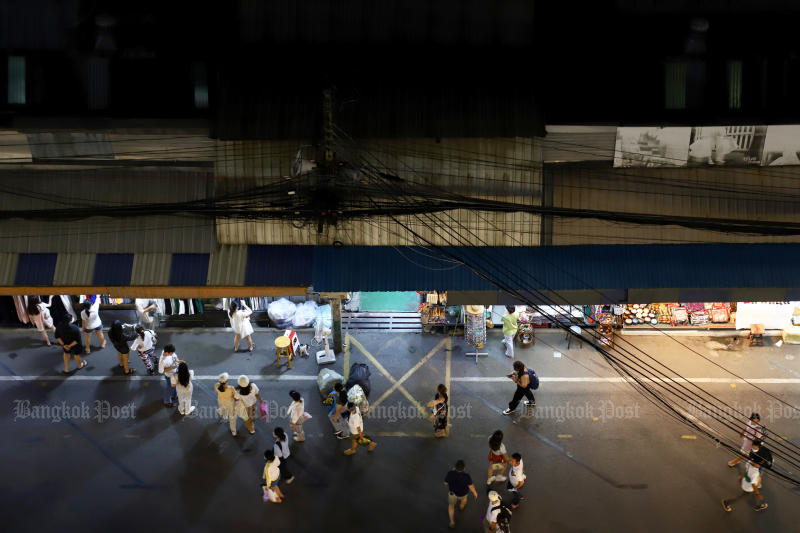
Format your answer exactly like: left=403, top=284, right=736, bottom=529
left=192, top=62, right=208, bottom=109
left=665, top=61, right=687, bottom=109
left=7, top=56, right=25, bottom=105
left=727, top=60, right=743, bottom=109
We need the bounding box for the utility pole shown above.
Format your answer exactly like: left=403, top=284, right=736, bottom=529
left=323, top=88, right=334, bottom=163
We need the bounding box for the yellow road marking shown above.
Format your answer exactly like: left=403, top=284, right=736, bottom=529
left=592, top=417, right=599, bottom=421
left=349, top=335, right=441, bottom=416
left=681, top=435, right=697, bottom=440
left=124, top=434, right=140, bottom=439
left=370, top=336, right=448, bottom=410
left=557, top=434, right=573, bottom=438
left=730, top=383, right=736, bottom=388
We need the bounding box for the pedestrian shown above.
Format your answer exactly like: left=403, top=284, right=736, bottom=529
left=80, top=300, right=106, bottom=354
left=501, top=305, right=519, bottom=358
left=427, top=383, right=449, bottom=438
left=273, top=427, right=295, bottom=484
left=215, top=373, right=237, bottom=435
left=507, top=453, right=527, bottom=509
left=288, top=390, right=306, bottom=442
left=55, top=317, right=87, bottom=374
left=502, top=360, right=536, bottom=415
left=229, top=300, right=255, bottom=352
left=722, top=452, right=769, bottom=512
left=444, top=459, right=478, bottom=529
left=342, top=402, right=377, bottom=455
left=262, top=450, right=285, bottom=503
left=234, top=375, right=264, bottom=435
left=328, top=382, right=350, bottom=440
left=728, top=413, right=764, bottom=467
left=487, top=430, right=509, bottom=485
left=135, top=298, right=157, bottom=329
left=130, top=325, right=157, bottom=375
left=27, top=296, right=55, bottom=345
left=175, top=361, right=195, bottom=415
left=107, top=320, right=137, bottom=374
left=483, top=491, right=503, bottom=533
left=158, top=344, right=181, bottom=408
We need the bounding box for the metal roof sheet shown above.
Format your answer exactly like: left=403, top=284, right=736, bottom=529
left=130, top=254, right=172, bottom=286
left=169, top=254, right=210, bottom=286
left=93, top=254, right=134, bottom=285
left=53, top=253, right=95, bottom=286
left=207, top=245, right=247, bottom=286
left=0, top=253, right=18, bottom=285
left=246, top=245, right=313, bottom=286
left=15, top=253, right=57, bottom=286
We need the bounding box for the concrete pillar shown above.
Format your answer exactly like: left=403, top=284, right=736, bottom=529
left=331, top=297, right=343, bottom=353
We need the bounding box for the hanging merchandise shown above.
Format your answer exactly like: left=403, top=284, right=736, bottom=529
left=464, top=305, right=487, bottom=348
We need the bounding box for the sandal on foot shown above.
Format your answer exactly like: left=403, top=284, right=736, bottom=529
left=76, top=361, right=88, bottom=371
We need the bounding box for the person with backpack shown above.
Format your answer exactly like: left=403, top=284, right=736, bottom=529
left=722, top=451, right=769, bottom=512
left=130, top=325, right=158, bottom=375
left=487, top=430, right=509, bottom=485
left=502, top=361, right=537, bottom=415
left=483, top=491, right=512, bottom=533
left=728, top=413, right=764, bottom=467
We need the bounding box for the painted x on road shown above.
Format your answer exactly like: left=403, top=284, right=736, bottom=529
left=346, top=334, right=450, bottom=417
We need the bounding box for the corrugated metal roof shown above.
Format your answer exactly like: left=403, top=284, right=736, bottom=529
left=169, top=254, right=210, bottom=286
left=15, top=253, right=57, bottom=285
left=540, top=126, right=616, bottom=163
left=246, top=245, right=312, bottom=286
left=130, top=254, right=172, bottom=286
left=207, top=245, right=247, bottom=285
left=0, top=253, right=18, bottom=285
left=0, top=167, right=215, bottom=252
left=53, top=253, right=95, bottom=285
left=93, top=254, right=134, bottom=285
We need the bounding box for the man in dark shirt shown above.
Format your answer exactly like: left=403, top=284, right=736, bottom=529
left=55, top=318, right=87, bottom=374
left=444, top=459, right=478, bottom=529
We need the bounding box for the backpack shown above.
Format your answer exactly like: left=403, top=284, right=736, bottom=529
left=527, top=369, right=539, bottom=390
left=492, top=503, right=513, bottom=533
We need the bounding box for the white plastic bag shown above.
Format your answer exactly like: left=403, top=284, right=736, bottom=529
left=347, top=384, right=370, bottom=414
left=293, top=301, right=318, bottom=328
left=314, top=304, right=332, bottom=330
left=268, top=298, right=297, bottom=329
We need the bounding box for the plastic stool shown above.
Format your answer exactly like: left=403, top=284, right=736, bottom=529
left=566, top=325, right=583, bottom=349
left=275, top=336, right=293, bottom=369
left=749, top=324, right=765, bottom=347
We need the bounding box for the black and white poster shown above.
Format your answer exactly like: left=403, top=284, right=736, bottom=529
left=761, top=125, right=800, bottom=166
left=687, top=125, right=767, bottom=166
left=613, top=127, right=691, bottom=167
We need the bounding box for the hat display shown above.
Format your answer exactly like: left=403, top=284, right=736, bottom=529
left=218, top=372, right=229, bottom=383
left=465, top=305, right=485, bottom=315
left=237, top=375, right=250, bottom=387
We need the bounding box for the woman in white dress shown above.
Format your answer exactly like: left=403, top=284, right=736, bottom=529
left=175, top=362, right=195, bottom=415
left=27, top=296, right=55, bottom=345
left=229, top=301, right=255, bottom=352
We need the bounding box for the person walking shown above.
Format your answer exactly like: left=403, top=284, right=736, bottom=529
left=487, top=430, right=509, bottom=485
left=158, top=344, right=181, bottom=408
left=273, top=427, right=295, bottom=484
left=288, top=390, right=306, bottom=442
left=722, top=452, right=769, bottom=512
left=262, top=450, right=285, bottom=503
left=728, top=413, right=765, bottom=467
left=444, top=459, right=478, bottom=529
left=483, top=491, right=503, bottom=533
left=130, top=325, right=158, bottom=375
left=502, top=361, right=536, bottom=415
left=229, top=300, right=255, bottom=352
left=215, top=373, right=237, bottom=435
left=27, top=296, right=55, bottom=345
left=342, top=402, right=376, bottom=455
left=80, top=300, right=106, bottom=354
left=55, top=317, right=87, bottom=374
left=108, top=320, right=137, bottom=374
left=328, top=382, right=350, bottom=440
left=507, top=453, right=527, bottom=509
left=234, top=375, right=264, bottom=435
left=501, top=305, right=519, bottom=358
left=428, top=383, right=449, bottom=438
left=175, top=361, right=195, bottom=415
